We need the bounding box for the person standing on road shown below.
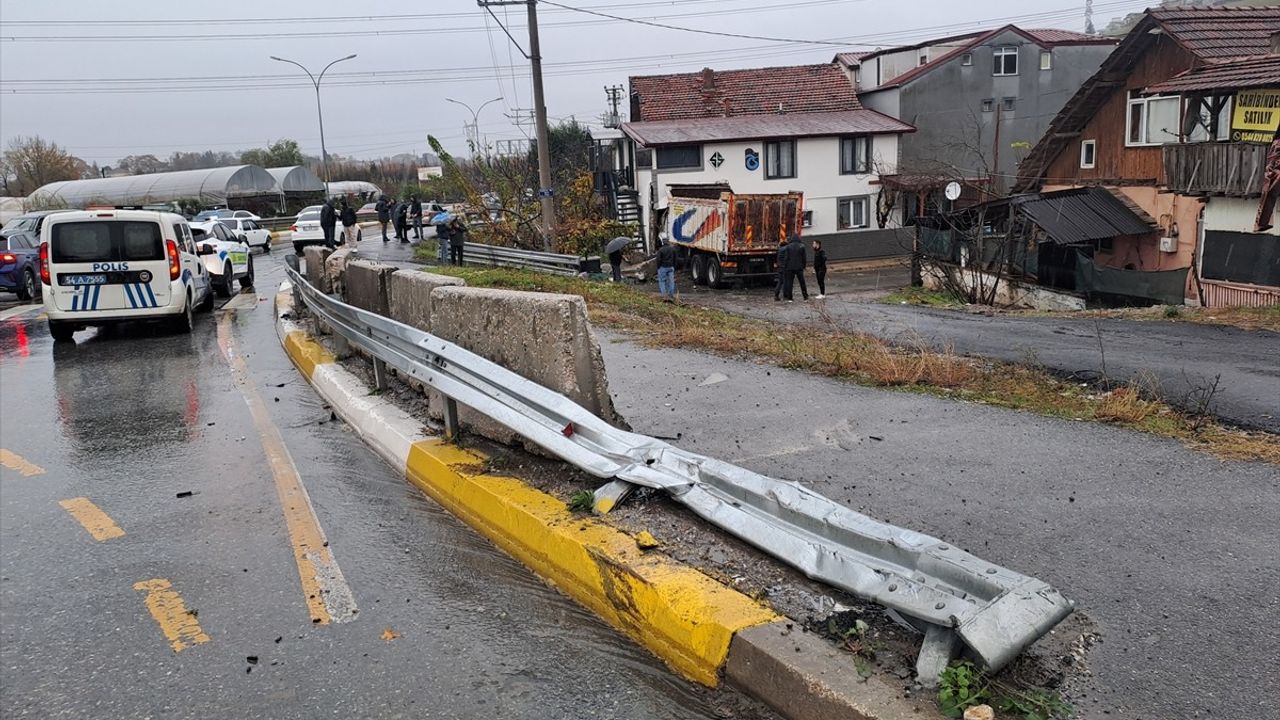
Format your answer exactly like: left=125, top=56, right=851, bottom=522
left=410, top=196, right=423, bottom=240
left=376, top=195, right=391, bottom=242
left=339, top=198, right=358, bottom=245
left=608, top=241, right=625, bottom=283
left=436, top=217, right=452, bottom=264
left=656, top=234, right=677, bottom=302
left=812, top=239, right=827, bottom=299
left=320, top=198, right=338, bottom=248
left=773, top=238, right=790, bottom=301
left=782, top=234, right=809, bottom=301
left=448, top=217, right=467, bottom=266
left=393, top=199, right=409, bottom=243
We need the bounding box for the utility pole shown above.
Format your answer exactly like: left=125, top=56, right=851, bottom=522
left=604, top=85, right=624, bottom=128
left=270, top=53, right=358, bottom=196
left=477, top=0, right=557, bottom=250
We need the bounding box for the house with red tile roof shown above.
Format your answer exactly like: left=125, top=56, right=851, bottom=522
left=618, top=64, right=915, bottom=259
left=1016, top=6, right=1280, bottom=308
left=838, top=25, right=1117, bottom=204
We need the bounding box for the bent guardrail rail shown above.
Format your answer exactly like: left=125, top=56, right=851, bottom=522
left=282, top=261, right=1073, bottom=682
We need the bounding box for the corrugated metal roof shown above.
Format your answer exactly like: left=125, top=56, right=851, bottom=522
left=630, top=64, right=859, bottom=122
left=1024, top=28, right=1117, bottom=44
left=621, top=109, right=914, bottom=147
left=1146, top=55, right=1280, bottom=93
left=1015, top=187, right=1156, bottom=245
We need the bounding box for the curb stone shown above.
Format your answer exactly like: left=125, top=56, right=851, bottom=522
left=273, top=279, right=940, bottom=720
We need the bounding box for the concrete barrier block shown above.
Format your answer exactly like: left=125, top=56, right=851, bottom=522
left=388, top=270, right=466, bottom=334
left=303, top=246, right=334, bottom=293
left=427, top=286, right=625, bottom=446
left=345, top=260, right=397, bottom=316
left=325, top=247, right=359, bottom=299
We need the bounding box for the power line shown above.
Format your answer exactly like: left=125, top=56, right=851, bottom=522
left=538, top=0, right=852, bottom=46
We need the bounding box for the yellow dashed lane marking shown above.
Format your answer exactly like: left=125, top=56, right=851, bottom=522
left=133, top=579, right=210, bottom=652
left=58, top=497, right=125, bottom=541
left=0, top=449, right=45, bottom=477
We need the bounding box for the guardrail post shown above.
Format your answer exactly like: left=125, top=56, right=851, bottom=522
left=915, top=625, right=962, bottom=688
left=443, top=398, right=461, bottom=441
left=372, top=357, right=389, bottom=392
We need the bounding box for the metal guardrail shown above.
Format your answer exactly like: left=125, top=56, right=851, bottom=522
left=461, top=241, right=593, bottom=276
left=283, top=261, right=1073, bottom=681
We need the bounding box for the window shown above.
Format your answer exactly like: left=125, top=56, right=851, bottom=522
left=1187, top=95, right=1233, bottom=142
left=1080, top=140, right=1096, bottom=169
left=655, top=145, right=701, bottom=170
left=1097, top=236, right=1114, bottom=253
left=993, top=46, right=1018, bottom=76
left=1039, top=50, right=1052, bottom=70
left=801, top=210, right=813, bottom=228
left=919, top=54, right=928, bottom=66
left=961, top=53, right=973, bottom=66
left=837, top=196, right=870, bottom=230
left=840, top=136, right=871, bottom=174
left=1126, top=94, right=1180, bottom=146
left=764, top=140, right=796, bottom=179
left=981, top=99, right=994, bottom=113
left=51, top=221, right=163, bottom=263
left=1001, top=97, right=1016, bottom=112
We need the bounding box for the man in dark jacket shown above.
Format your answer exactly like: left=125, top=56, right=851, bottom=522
left=410, top=196, right=423, bottom=239
left=339, top=199, right=358, bottom=245
left=656, top=234, right=677, bottom=302
left=782, top=235, right=808, bottom=301
left=375, top=196, right=391, bottom=242
left=773, top=238, right=790, bottom=301
left=319, top=198, right=338, bottom=248
left=393, top=200, right=409, bottom=242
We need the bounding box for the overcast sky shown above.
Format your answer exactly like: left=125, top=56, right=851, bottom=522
left=0, top=0, right=1146, bottom=166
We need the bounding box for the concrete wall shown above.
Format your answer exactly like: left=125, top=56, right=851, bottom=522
left=323, top=263, right=625, bottom=445
left=922, top=260, right=1086, bottom=310
left=879, top=33, right=1114, bottom=189
left=632, top=133, right=902, bottom=250
left=303, top=246, right=334, bottom=293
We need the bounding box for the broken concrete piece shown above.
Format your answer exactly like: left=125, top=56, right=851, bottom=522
left=698, top=372, right=729, bottom=387
left=963, top=705, right=994, bottom=720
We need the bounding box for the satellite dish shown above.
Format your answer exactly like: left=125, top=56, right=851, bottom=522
left=944, top=181, right=962, bottom=201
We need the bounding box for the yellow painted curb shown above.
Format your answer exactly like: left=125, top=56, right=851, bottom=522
left=282, top=329, right=335, bottom=380
left=406, top=439, right=779, bottom=686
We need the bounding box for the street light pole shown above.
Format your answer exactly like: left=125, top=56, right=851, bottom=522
left=269, top=53, right=357, bottom=196
left=445, top=97, right=503, bottom=157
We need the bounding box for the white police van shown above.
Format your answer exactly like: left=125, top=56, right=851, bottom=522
left=40, top=210, right=215, bottom=342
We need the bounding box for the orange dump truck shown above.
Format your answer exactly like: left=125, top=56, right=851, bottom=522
left=664, top=191, right=804, bottom=288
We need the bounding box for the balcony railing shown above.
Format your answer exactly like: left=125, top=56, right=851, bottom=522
left=1163, top=141, right=1268, bottom=197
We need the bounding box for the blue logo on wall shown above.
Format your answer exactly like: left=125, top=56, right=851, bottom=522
left=744, top=148, right=760, bottom=172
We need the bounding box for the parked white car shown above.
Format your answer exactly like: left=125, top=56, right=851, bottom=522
left=216, top=217, right=272, bottom=252
left=290, top=205, right=335, bottom=255
left=190, top=220, right=254, bottom=297
left=194, top=208, right=261, bottom=222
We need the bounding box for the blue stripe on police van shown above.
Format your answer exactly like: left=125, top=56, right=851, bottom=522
left=71, top=289, right=80, bottom=311
left=142, top=283, right=158, bottom=307
left=90, top=284, right=101, bottom=311
left=124, top=283, right=138, bottom=309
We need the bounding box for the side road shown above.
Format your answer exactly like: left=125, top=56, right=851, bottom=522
left=597, top=329, right=1279, bottom=720
left=685, top=283, right=1280, bottom=433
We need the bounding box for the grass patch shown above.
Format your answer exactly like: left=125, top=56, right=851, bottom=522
left=1080, top=304, right=1280, bottom=333
left=880, top=286, right=965, bottom=308
left=426, top=266, right=1280, bottom=465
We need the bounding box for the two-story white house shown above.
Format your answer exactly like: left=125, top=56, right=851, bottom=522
left=619, top=64, right=915, bottom=259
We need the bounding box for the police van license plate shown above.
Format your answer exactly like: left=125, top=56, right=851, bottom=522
left=65, top=274, right=107, bottom=285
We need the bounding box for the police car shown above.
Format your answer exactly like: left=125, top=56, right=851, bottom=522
left=40, top=209, right=215, bottom=342
left=190, top=220, right=254, bottom=297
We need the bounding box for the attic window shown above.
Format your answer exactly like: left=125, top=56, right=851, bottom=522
left=919, top=54, right=928, bottom=66
left=961, top=53, right=973, bottom=66
left=993, top=46, right=1018, bottom=76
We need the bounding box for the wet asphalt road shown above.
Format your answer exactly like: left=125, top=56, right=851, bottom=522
left=598, top=331, right=1280, bottom=720
left=0, top=251, right=771, bottom=720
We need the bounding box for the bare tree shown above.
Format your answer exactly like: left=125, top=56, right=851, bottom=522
left=3, top=136, right=82, bottom=195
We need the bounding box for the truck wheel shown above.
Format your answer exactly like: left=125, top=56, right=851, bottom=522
left=706, top=256, right=725, bottom=289
left=691, top=255, right=707, bottom=286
